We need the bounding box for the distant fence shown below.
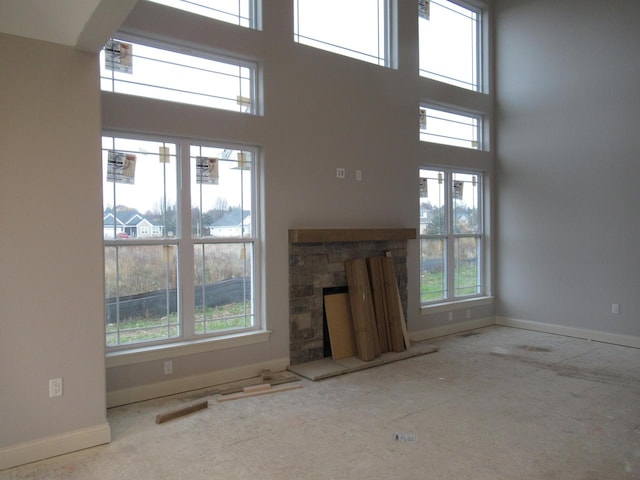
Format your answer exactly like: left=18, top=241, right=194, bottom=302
left=106, top=277, right=250, bottom=324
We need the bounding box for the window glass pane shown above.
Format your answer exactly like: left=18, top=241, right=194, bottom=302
left=419, top=169, right=445, bottom=235
left=421, top=238, right=446, bottom=302
left=100, top=39, right=255, bottom=113
left=453, top=172, right=480, bottom=234
left=419, top=0, right=479, bottom=91
left=102, top=137, right=178, bottom=239
left=147, top=0, right=257, bottom=28
left=104, top=134, right=259, bottom=350
left=105, top=245, right=179, bottom=346
left=294, top=0, right=389, bottom=67
left=190, top=146, right=253, bottom=239
left=194, top=243, right=255, bottom=334
left=454, top=236, right=480, bottom=297
left=420, top=167, right=484, bottom=305
left=420, top=107, right=479, bottom=149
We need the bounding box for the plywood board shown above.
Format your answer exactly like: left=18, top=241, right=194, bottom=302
left=324, top=293, right=358, bottom=360
left=345, top=258, right=380, bottom=361
left=381, top=257, right=407, bottom=353
left=367, top=257, right=391, bottom=353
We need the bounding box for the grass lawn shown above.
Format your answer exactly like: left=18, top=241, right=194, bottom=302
left=421, top=265, right=479, bottom=302
left=106, top=301, right=252, bottom=346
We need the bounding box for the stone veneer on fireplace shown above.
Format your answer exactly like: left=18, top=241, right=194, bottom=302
left=288, top=229, right=415, bottom=365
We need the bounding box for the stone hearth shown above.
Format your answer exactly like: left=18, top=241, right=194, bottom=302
left=288, top=229, right=415, bottom=365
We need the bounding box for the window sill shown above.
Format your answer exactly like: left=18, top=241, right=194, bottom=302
left=421, top=296, right=494, bottom=315
left=106, top=330, right=271, bottom=368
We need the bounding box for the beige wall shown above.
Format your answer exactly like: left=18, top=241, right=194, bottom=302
left=1, top=0, right=496, bottom=467
left=495, top=0, right=640, bottom=335
left=102, top=0, right=495, bottom=400
left=0, top=33, right=109, bottom=463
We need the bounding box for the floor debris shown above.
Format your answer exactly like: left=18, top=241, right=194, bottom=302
left=217, top=383, right=303, bottom=402
left=155, top=400, right=208, bottom=424
left=394, top=433, right=418, bottom=442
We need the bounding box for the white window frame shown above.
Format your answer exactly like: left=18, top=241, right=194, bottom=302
left=100, top=35, right=259, bottom=114
left=419, top=167, right=485, bottom=307
left=103, top=132, right=262, bottom=353
left=146, top=0, right=261, bottom=29
left=420, top=105, right=483, bottom=150
left=293, top=0, right=396, bottom=68
left=419, top=0, right=483, bottom=92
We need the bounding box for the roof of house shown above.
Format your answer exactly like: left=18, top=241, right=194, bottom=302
left=103, top=208, right=162, bottom=227
left=210, top=210, right=251, bottom=227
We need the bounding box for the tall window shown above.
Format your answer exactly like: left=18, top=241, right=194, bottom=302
left=147, top=0, right=260, bottom=29
left=100, top=38, right=257, bottom=113
left=294, top=0, right=394, bottom=67
left=419, top=168, right=483, bottom=304
left=419, top=0, right=481, bottom=91
left=103, top=134, right=259, bottom=349
left=190, top=145, right=256, bottom=335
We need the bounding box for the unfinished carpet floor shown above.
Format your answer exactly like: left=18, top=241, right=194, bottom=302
left=3, top=326, right=640, bottom=479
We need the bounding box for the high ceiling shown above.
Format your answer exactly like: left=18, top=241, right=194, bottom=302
left=0, top=0, right=137, bottom=52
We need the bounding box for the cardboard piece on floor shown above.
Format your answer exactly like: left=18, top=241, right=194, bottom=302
left=324, top=293, right=358, bottom=360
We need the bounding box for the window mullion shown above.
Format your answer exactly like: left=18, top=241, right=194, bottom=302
left=179, top=140, right=195, bottom=339
left=446, top=172, right=456, bottom=300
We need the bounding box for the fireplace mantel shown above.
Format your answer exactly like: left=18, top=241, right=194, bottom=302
left=289, top=228, right=416, bottom=244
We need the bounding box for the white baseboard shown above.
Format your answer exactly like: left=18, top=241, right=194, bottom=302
left=496, top=317, right=640, bottom=349
left=0, top=422, right=111, bottom=472
left=409, top=317, right=496, bottom=342
left=107, top=356, right=290, bottom=408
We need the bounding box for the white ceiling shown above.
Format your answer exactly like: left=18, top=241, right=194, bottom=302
left=0, top=0, right=138, bottom=52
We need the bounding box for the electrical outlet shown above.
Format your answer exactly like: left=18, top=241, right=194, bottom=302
left=448, top=311, right=453, bottom=321
left=164, top=360, right=173, bottom=375
left=336, top=167, right=346, bottom=179
left=355, top=169, right=362, bottom=181
left=466, top=309, right=471, bottom=319
left=49, top=378, right=63, bottom=398
left=612, top=304, right=620, bottom=315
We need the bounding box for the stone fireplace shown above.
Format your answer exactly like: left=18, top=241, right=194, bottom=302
left=288, top=228, right=416, bottom=365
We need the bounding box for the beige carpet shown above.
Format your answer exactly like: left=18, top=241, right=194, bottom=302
left=3, top=326, right=640, bottom=479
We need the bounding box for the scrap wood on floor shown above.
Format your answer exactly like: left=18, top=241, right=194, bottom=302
left=216, top=383, right=303, bottom=402
left=155, top=400, right=209, bottom=424
left=154, top=370, right=301, bottom=423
